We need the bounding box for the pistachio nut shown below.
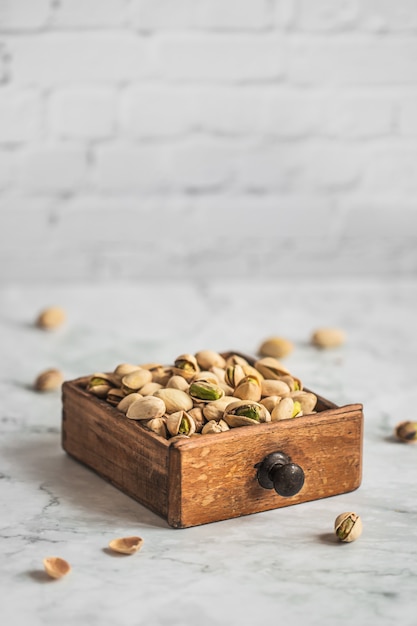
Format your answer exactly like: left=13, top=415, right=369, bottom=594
left=106, top=388, right=125, bottom=406
left=260, top=395, right=282, bottom=413
left=117, top=392, right=143, bottom=414
left=169, top=434, right=190, bottom=444
left=188, top=407, right=205, bottom=432
left=259, top=336, right=294, bottom=359
left=224, top=400, right=270, bottom=428
left=149, top=365, right=173, bottom=386
left=261, top=379, right=291, bottom=398
left=289, top=391, right=317, bottom=414
left=395, top=421, right=417, bottom=443
left=166, top=410, right=196, bottom=437
left=210, top=366, right=226, bottom=382
left=86, top=374, right=113, bottom=398
left=270, top=397, right=295, bottom=421
left=173, top=353, right=199, bottom=380
left=233, top=375, right=262, bottom=402
left=43, top=557, right=71, bottom=579
left=203, top=396, right=237, bottom=421
left=126, top=396, right=166, bottom=421
left=139, top=382, right=163, bottom=396
left=225, top=354, right=249, bottom=368
left=113, top=363, right=140, bottom=379
left=144, top=417, right=168, bottom=438
left=219, top=382, right=234, bottom=396
left=122, top=369, right=152, bottom=393
left=139, top=362, right=163, bottom=371
left=166, top=375, right=190, bottom=392
left=241, top=364, right=264, bottom=384
left=195, top=350, right=226, bottom=370
left=255, top=357, right=291, bottom=380
left=334, top=512, right=362, bottom=542
left=193, top=371, right=219, bottom=385
left=153, top=388, right=193, bottom=413
left=311, top=327, right=346, bottom=349
left=36, top=306, right=66, bottom=330
left=34, top=368, right=64, bottom=392
left=279, top=374, right=303, bottom=392
left=225, top=364, right=245, bottom=388
left=202, top=419, right=230, bottom=434
left=189, top=380, right=224, bottom=402
left=108, top=536, right=144, bottom=555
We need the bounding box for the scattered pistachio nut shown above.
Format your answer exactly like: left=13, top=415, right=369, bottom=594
left=311, top=327, right=346, bottom=349
left=36, top=306, right=66, bottom=330
left=259, top=336, right=294, bottom=359
left=108, top=536, right=144, bottom=555
left=34, top=368, right=64, bottom=392
left=334, top=512, right=362, bottom=542
left=43, top=557, right=71, bottom=579
left=395, top=421, right=417, bottom=443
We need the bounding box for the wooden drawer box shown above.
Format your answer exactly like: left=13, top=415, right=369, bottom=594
left=61, top=355, right=363, bottom=529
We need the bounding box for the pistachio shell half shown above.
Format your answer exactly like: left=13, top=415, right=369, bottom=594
left=43, top=557, right=71, bottom=579
left=126, top=396, right=166, bottom=420
left=108, top=536, right=144, bottom=554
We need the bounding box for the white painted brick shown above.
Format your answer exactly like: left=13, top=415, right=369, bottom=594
left=289, top=39, right=417, bottom=85
left=0, top=150, right=12, bottom=188
left=9, top=34, right=150, bottom=85
left=94, top=144, right=169, bottom=191
left=49, top=88, right=116, bottom=139
left=195, top=88, right=264, bottom=135
left=340, top=200, right=417, bottom=237
left=0, top=89, right=41, bottom=142
left=236, top=144, right=297, bottom=191
left=167, top=140, right=236, bottom=189
left=121, top=86, right=195, bottom=137
left=300, top=145, right=360, bottom=189
left=52, top=0, right=127, bottom=28
left=361, top=146, right=417, bottom=193
left=0, top=0, right=49, bottom=30
left=130, top=0, right=271, bottom=31
left=399, top=96, right=417, bottom=136
left=295, top=0, right=359, bottom=31
left=262, top=94, right=322, bottom=138
left=361, top=0, right=417, bottom=32
left=274, top=0, right=296, bottom=29
left=322, top=95, right=394, bottom=138
left=157, top=35, right=285, bottom=81
left=17, top=147, right=88, bottom=193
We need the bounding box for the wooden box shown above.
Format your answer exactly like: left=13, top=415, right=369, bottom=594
left=61, top=355, right=363, bottom=528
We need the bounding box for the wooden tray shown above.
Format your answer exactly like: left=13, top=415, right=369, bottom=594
left=61, top=354, right=363, bottom=528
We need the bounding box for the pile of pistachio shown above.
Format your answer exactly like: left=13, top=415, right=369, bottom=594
left=85, top=351, right=318, bottom=442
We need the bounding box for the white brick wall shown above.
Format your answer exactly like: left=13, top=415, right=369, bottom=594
left=0, top=0, right=417, bottom=282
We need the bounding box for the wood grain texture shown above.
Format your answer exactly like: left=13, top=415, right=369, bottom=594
left=61, top=367, right=363, bottom=528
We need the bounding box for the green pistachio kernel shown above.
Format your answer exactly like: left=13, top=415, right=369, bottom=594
left=292, top=401, right=302, bottom=417
left=175, top=360, right=195, bottom=372
left=179, top=417, right=190, bottom=435
left=189, top=381, right=223, bottom=401
left=234, top=405, right=260, bottom=422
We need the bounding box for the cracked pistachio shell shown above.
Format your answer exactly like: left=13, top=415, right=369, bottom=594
left=270, top=397, right=295, bottom=421
left=242, top=364, right=264, bottom=384
left=122, top=369, right=152, bottom=393
left=279, top=374, right=303, bottom=392
left=334, top=512, right=362, bottom=542
left=87, top=373, right=113, bottom=398
left=139, top=382, right=163, bottom=396
left=395, top=421, right=417, bottom=443
left=203, top=396, right=237, bottom=421
left=144, top=417, right=168, bottom=438
left=193, top=371, right=220, bottom=385
left=202, top=419, right=230, bottom=434
left=43, top=557, right=71, bottom=579
left=153, top=388, right=193, bottom=413
left=188, top=407, right=205, bottom=432
left=126, top=396, right=166, bottom=420
left=312, top=327, right=346, bottom=349
left=34, top=368, right=64, bottom=392
left=225, top=364, right=245, bottom=388
left=260, top=395, right=282, bottom=412
left=106, top=388, right=125, bottom=406
left=233, top=376, right=262, bottom=402
left=189, top=380, right=224, bottom=402
left=166, top=410, right=196, bottom=437
left=117, top=392, right=143, bottom=414
left=261, top=379, right=291, bottom=398
left=289, top=391, right=317, bottom=414
left=224, top=400, right=270, bottom=428
left=255, top=357, right=291, bottom=380
left=225, top=354, right=249, bottom=368
left=166, top=375, right=189, bottom=392
left=259, top=336, right=294, bottom=359
left=195, top=350, right=226, bottom=370
left=108, top=536, right=144, bottom=555
left=173, top=353, right=200, bottom=380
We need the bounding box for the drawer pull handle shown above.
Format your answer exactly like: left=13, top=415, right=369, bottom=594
left=256, top=451, right=305, bottom=497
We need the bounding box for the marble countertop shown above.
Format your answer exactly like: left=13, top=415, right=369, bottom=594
left=1, top=279, right=416, bottom=626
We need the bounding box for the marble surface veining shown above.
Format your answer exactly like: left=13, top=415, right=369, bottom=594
left=0, top=279, right=416, bottom=626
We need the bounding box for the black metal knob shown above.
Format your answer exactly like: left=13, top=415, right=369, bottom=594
left=256, top=451, right=305, bottom=497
